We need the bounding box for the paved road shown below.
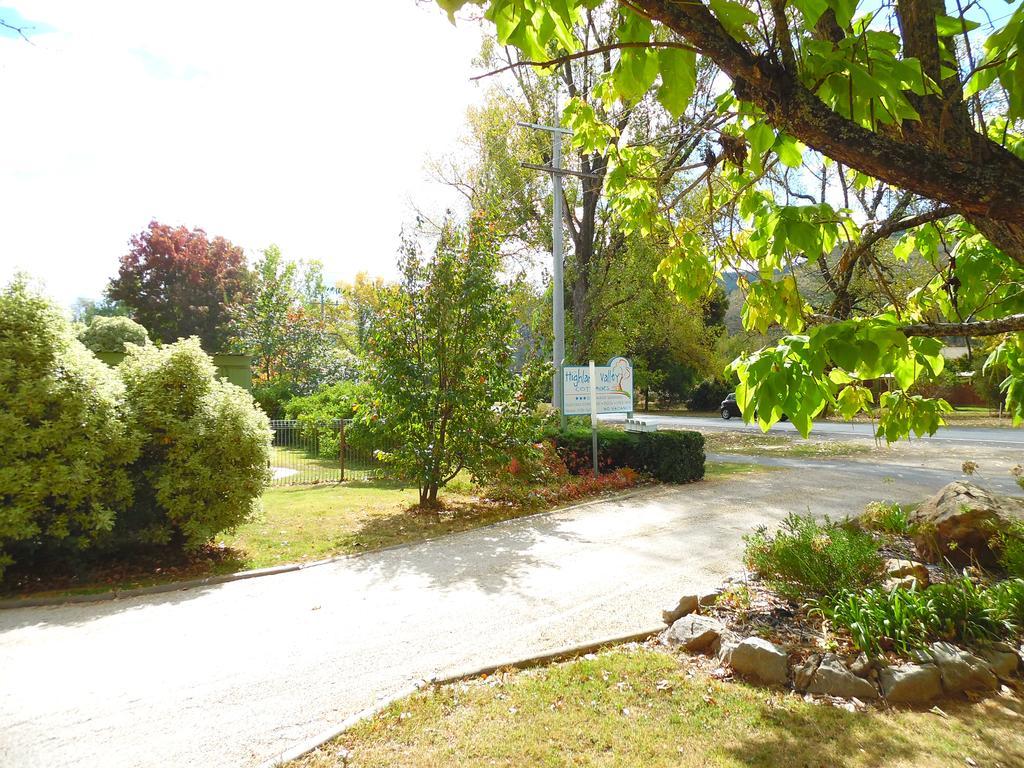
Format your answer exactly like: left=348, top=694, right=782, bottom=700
left=1, top=455, right=1021, bottom=768
left=603, top=412, right=1024, bottom=446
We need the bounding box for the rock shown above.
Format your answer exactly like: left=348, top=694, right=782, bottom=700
left=792, top=655, right=821, bottom=691
left=928, top=642, right=998, bottom=693
left=713, top=631, right=740, bottom=661
left=883, top=558, right=930, bottom=587
left=662, top=595, right=699, bottom=625
left=979, top=647, right=1020, bottom=680
left=698, top=590, right=722, bottom=607
left=879, top=663, right=943, bottom=704
left=883, top=576, right=924, bottom=592
left=664, top=614, right=723, bottom=652
left=806, top=654, right=880, bottom=700
left=721, top=637, right=789, bottom=685
left=909, top=481, right=1024, bottom=565
left=849, top=653, right=874, bottom=679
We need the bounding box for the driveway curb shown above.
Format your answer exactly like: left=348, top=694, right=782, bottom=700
left=0, top=486, right=668, bottom=610
left=256, top=624, right=664, bottom=767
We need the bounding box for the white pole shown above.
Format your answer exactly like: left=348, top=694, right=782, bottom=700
left=552, top=91, right=567, bottom=432
left=589, top=359, right=598, bottom=477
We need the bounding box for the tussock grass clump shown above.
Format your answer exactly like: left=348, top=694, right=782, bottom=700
left=743, top=513, right=884, bottom=601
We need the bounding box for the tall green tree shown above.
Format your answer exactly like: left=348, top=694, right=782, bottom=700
left=436, top=0, right=1024, bottom=435
left=228, top=245, right=354, bottom=398
left=361, top=214, right=548, bottom=507
left=435, top=16, right=720, bottom=361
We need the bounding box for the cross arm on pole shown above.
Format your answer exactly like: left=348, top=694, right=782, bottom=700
left=516, top=121, right=573, bottom=135
left=520, top=162, right=601, bottom=180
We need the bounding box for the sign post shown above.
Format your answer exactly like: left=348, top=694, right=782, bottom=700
left=588, top=360, right=599, bottom=478
left=561, top=357, right=633, bottom=478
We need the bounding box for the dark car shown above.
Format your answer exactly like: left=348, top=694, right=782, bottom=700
left=720, top=392, right=741, bottom=420
left=720, top=392, right=788, bottom=421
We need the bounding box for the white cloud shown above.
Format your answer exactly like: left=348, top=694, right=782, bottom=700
left=0, top=0, right=484, bottom=305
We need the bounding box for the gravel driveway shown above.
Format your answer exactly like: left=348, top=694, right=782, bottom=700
left=1, top=446, right=1021, bottom=768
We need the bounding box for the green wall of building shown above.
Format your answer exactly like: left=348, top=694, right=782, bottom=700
left=94, top=351, right=253, bottom=391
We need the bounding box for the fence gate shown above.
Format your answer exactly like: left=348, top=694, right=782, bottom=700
left=268, top=419, right=389, bottom=486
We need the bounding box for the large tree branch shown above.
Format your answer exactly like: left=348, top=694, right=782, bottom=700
left=828, top=205, right=955, bottom=317
left=809, top=312, right=1024, bottom=337
left=628, top=0, right=1024, bottom=262
left=898, top=314, right=1024, bottom=337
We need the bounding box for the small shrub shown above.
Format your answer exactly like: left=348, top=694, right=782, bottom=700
left=78, top=315, right=150, bottom=353
left=743, top=513, right=884, bottom=600
left=119, top=338, right=272, bottom=549
left=0, top=279, right=136, bottom=575
left=547, top=428, right=704, bottom=483
left=486, top=467, right=641, bottom=508
left=860, top=501, right=913, bottom=536
left=818, top=584, right=937, bottom=656
left=819, top=576, right=1023, bottom=657
left=283, top=380, right=375, bottom=457
left=988, top=578, right=1024, bottom=628
left=995, top=522, right=1024, bottom=578
left=639, top=430, right=705, bottom=483
left=252, top=380, right=294, bottom=419
left=929, top=575, right=1013, bottom=643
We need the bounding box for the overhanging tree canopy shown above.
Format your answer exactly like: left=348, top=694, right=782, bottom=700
left=436, top=0, right=1024, bottom=436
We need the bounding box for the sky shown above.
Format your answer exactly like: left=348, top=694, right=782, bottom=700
left=0, top=1, right=485, bottom=307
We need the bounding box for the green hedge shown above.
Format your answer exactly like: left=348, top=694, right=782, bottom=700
left=547, top=427, right=704, bottom=483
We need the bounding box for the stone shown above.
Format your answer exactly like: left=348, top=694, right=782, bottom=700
left=883, top=558, right=930, bottom=586
left=879, top=663, right=943, bottom=704
left=722, top=637, right=789, bottom=685
left=928, top=642, right=998, bottom=693
left=713, top=631, right=740, bottom=661
left=664, top=614, right=724, bottom=652
left=806, top=654, right=880, bottom=700
left=662, top=595, right=699, bottom=625
left=909, top=481, right=1024, bottom=565
left=849, top=653, right=874, bottom=679
left=792, top=655, right=821, bottom=691
left=883, top=576, right=924, bottom=592
left=979, top=648, right=1020, bottom=680
left=698, top=590, right=722, bottom=607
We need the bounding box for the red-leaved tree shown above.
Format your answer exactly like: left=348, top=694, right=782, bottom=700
left=107, top=221, right=251, bottom=350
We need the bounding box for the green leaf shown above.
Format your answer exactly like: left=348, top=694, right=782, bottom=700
left=614, top=48, right=659, bottom=102
left=893, top=234, right=915, bottom=262
left=707, top=0, right=758, bottom=41
left=774, top=135, right=804, bottom=168
left=657, top=47, right=697, bottom=118
left=935, top=14, right=979, bottom=36
left=791, top=0, right=828, bottom=26
left=745, top=123, right=775, bottom=172
left=826, top=0, right=856, bottom=28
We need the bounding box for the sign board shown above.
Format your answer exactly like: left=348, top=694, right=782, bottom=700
left=562, top=357, right=633, bottom=415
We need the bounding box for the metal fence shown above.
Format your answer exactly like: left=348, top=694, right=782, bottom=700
left=268, top=419, right=391, bottom=486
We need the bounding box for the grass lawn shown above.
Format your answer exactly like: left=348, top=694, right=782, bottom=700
left=1, top=473, right=648, bottom=598
left=230, top=479, right=538, bottom=568
left=3, top=460, right=759, bottom=599
left=704, top=460, right=782, bottom=479
left=703, top=431, right=873, bottom=459
left=291, top=645, right=1024, bottom=768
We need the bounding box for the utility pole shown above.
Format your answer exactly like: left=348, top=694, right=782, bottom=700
left=519, top=95, right=599, bottom=432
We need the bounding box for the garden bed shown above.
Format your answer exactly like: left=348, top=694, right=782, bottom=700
left=658, top=485, right=1024, bottom=707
